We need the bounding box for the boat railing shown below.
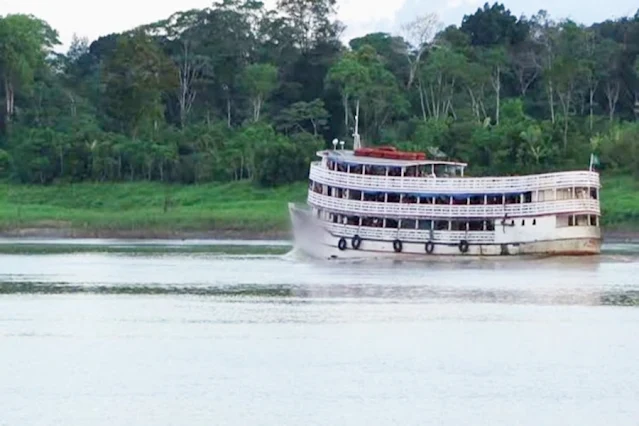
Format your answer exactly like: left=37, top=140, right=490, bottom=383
left=309, top=162, right=600, bottom=194
left=308, top=192, right=600, bottom=218
left=323, top=223, right=496, bottom=243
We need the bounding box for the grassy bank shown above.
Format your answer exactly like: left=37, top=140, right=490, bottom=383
left=0, top=181, right=307, bottom=238
left=0, top=175, right=637, bottom=239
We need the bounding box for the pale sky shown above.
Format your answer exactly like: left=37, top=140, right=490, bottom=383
left=1, top=0, right=637, bottom=51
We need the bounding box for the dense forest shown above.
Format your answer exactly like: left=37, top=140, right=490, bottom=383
left=0, top=1, right=638, bottom=187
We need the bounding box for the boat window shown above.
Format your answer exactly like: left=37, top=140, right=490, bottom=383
left=451, top=221, right=468, bottom=231
left=468, top=221, right=483, bottom=231
left=350, top=165, right=362, bottom=174
left=385, top=219, right=399, bottom=229
left=568, top=215, right=575, bottom=226
left=388, top=167, right=401, bottom=177
left=533, top=219, right=537, bottom=226
left=590, top=215, right=597, bottom=226
left=487, top=195, right=502, bottom=205
left=346, top=216, right=359, bottom=226
left=524, top=192, right=532, bottom=203
left=349, top=190, right=362, bottom=200
left=405, top=166, right=418, bottom=177
left=363, top=192, right=378, bottom=202
left=419, top=196, right=434, bottom=204
left=418, top=220, right=432, bottom=230
left=469, top=196, right=483, bottom=205
left=590, top=188, right=598, bottom=200
left=521, top=220, right=525, bottom=226
left=401, top=219, right=417, bottom=229
left=435, top=196, right=450, bottom=205
left=505, top=194, right=520, bottom=204
left=576, top=215, right=589, bottom=226
left=486, top=220, right=495, bottom=231
left=387, top=193, right=401, bottom=203
left=435, top=220, right=448, bottom=231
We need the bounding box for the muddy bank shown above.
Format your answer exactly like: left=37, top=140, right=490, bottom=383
left=0, top=227, right=292, bottom=241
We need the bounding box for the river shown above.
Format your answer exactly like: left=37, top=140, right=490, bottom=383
left=1, top=239, right=638, bottom=425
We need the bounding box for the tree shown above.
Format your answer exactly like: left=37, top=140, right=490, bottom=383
left=478, top=46, right=507, bottom=125
left=398, top=13, right=442, bottom=89
left=276, top=0, right=340, bottom=51
left=275, top=99, right=329, bottom=135
left=420, top=47, right=466, bottom=120
left=145, top=10, right=214, bottom=128
left=551, top=20, right=586, bottom=148
left=242, top=63, right=278, bottom=122
left=0, top=14, right=59, bottom=126
left=326, top=50, right=370, bottom=136
left=102, top=31, right=178, bottom=136
left=461, top=3, right=529, bottom=47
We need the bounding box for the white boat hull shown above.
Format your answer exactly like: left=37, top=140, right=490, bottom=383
left=289, top=203, right=601, bottom=260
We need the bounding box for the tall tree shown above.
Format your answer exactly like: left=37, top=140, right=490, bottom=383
left=102, top=31, right=177, bottom=136
left=242, top=63, right=278, bottom=122
left=0, top=14, right=59, bottom=127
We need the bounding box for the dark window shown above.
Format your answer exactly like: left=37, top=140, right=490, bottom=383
left=418, top=220, right=432, bottom=230
left=401, top=219, right=417, bottom=229
left=469, top=221, right=483, bottom=231
left=435, top=220, right=448, bottom=230
left=524, top=192, right=532, bottom=203
left=387, top=193, right=401, bottom=203
left=533, top=219, right=537, bottom=225
left=385, top=219, right=399, bottom=229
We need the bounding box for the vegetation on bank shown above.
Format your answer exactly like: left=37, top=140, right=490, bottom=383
left=0, top=3, right=638, bottom=238
left=0, top=181, right=307, bottom=235
left=1, top=3, right=639, bottom=189
left=0, top=175, right=637, bottom=236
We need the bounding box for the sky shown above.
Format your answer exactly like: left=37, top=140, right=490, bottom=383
left=1, top=0, right=638, bottom=51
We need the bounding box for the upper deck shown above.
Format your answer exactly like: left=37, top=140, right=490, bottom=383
left=315, top=150, right=600, bottom=195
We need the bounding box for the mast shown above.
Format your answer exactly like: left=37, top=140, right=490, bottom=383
left=353, top=99, right=361, bottom=149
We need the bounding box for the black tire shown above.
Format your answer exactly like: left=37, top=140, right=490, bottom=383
left=352, top=235, right=362, bottom=250
left=393, top=239, right=402, bottom=253
left=459, top=240, right=469, bottom=253
left=425, top=241, right=434, bottom=254
left=338, top=237, right=347, bottom=251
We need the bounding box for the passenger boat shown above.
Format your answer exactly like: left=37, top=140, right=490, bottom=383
left=288, top=125, right=601, bottom=259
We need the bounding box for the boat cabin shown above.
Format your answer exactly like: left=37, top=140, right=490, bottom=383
left=320, top=148, right=467, bottom=178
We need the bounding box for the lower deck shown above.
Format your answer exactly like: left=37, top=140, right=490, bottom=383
left=289, top=203, right=602, bottom=258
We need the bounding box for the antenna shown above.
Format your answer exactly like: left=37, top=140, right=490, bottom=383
left=353, top=100, right=361, bottom=150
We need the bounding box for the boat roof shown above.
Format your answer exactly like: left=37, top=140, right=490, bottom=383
left=320, top=150, right=468, bottom=168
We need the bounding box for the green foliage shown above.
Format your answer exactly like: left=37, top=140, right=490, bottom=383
left=0, top=1, right=637, bottom=197
left=241, top=63, right=278, bottom=122
left=101, top=31, right=178, bottom=136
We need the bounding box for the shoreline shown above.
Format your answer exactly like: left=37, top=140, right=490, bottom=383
left=1, top=226, right=638, bottom=244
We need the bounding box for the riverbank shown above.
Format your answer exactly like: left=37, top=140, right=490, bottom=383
left=1, top=176, right=638, bottom=241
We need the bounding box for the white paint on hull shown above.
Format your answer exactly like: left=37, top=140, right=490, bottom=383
left=289, top=203, right=602, bottom=260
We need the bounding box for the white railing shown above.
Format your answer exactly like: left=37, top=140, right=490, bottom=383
left=323, top=222, right=496, bottom=243
left=308, top=192, right=600, bottom=218
left=309, top=163, right=600, bottom=194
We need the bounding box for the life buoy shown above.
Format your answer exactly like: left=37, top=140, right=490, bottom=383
left=393, top=239, right=402, bottom=253
left=352, top=234, right=362, bottom=250
left=338, top=237, right=347, bottom=251
left=425, top=241, right=434, bottom=254
left=459, top=240, right=469, bottom=253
